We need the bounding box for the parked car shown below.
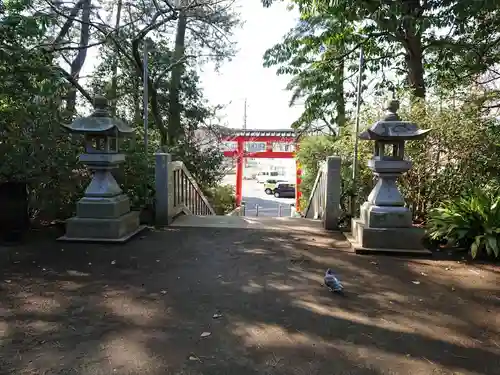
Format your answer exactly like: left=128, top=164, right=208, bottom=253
left=256, top=170, right=285, bottom=183
left=273, top=182, right=296, bottom=198
left=264, top=179, right=287, bottom=195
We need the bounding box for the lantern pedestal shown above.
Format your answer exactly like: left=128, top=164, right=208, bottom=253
left=58, top=153, right=145, bottom=243
left=351, top=158, right=428, bottom=254
left=350, top=219, right=427, bottom=255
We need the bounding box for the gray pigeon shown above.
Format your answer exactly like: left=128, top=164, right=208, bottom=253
left=324, top=269, right=345, bottom=296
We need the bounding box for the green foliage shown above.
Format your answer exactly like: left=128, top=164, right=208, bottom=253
left=427, top=188, right=500, bottom=259
left=297, top=99, right=500, bottom=228
left=265, top=0, right=500, bottom=135
left=296, top=135, right=337, bottom=200
left=169, top=135, right=226, bottom=191
left=296, top=0, right=500, bottom=91
left=120, top=128, right=227, bottom=210
left=297, top=118, right=374, bottom=215
left=204, top=184, right=236, bottom=215
left=119, top=138, right=159, bottom=210
left=399, top=100, right=500, bottom=219
left=0, top=0, right=234, bottom=224
left=263, top=14, right=348, bottom=133
left=0, top=0, right=83, bottom=221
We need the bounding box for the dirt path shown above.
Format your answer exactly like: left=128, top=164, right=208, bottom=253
left=0, top=226, right=498, bottom=374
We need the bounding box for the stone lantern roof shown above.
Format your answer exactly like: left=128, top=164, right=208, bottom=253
left=62, top=96, right=134, bottom=136
left=359, top=99, right=430, bottom=141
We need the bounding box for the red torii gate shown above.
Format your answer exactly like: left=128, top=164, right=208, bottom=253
left=221, top=129, right=302, bottom=211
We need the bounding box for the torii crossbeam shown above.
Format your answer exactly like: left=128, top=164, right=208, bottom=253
left=221, top=129, right=302, bottom=211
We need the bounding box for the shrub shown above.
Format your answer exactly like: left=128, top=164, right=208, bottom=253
left=296, top=135, right=339, bottom=202
left=399, top=101, right=500, bottom=220
left=297, top=100, right=500, bottom=224
left=426, top=187, right=500, bottom=259
left=296, top=125, right=373, bottom=216
left=204, top=184, right=236, bottom=215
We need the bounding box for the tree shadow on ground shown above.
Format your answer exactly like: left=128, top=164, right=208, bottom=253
left=0, top=225, right=498, bottom=374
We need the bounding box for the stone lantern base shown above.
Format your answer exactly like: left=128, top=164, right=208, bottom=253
left=350, top=214, right=430, bottom=256
left=349, top=170, right=431, bottom=256
left=59, top=196, right=145, bottom=243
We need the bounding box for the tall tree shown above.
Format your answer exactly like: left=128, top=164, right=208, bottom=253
left=264, top=15, right=353, bottom=134
left=264, top=0, right=500, bottom=132
left=166, top=1, right=239, bottom=146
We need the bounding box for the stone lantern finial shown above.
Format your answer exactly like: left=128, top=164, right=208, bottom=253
left=383, top=99, right=400, bottom=121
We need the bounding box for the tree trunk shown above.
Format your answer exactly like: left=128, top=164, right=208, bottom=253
left=400, top=0, right=426, bottom=101
left=167, top=10, right=187, bottom=146
left=66, top=0, right=91, bottom=114
left=405, top=37, right=426, bottom=99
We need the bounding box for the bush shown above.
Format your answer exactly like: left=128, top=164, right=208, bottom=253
left=399, top=101, right=500, bottom=220
left=204, top=184, right=236, bottom=215
left=297, top=99, right=500, bottom=224
left=296, top=125, right=374, bottom=216
left=426, top=187, right=500, bottom=259
left=297, top=135, right=339, bottom=202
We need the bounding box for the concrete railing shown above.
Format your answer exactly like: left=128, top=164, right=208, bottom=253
left=304, top=156, right=341, bottom=230
left=155, top=153, right=215, bottom=225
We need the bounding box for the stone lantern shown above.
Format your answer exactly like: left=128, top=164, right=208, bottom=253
left=350, top=99, right=431, bottom=254
left=59, top=96, right=145, bottom=242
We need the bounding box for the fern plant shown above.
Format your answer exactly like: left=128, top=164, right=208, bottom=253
left=427, top=188, right=500, bottom=259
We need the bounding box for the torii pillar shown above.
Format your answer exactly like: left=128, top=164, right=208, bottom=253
left=235, top=138, right=244, bottom=206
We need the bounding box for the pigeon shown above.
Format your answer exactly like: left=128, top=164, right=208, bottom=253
left=324, top=268, right=345, bottom=296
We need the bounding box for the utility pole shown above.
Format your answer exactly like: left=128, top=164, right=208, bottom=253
left=142, top=39, right=149, bottom=153
left=350, top=44, right=365, bottom=217
left=109, top=0, right=123, bottom=116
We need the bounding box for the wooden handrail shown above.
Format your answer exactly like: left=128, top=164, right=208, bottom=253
left=170, top=161, right=216, bottom=217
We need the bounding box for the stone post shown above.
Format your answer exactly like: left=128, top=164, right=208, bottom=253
left=323, top=156, right=341, bottom=230
left=154, top=152, right=172, bottom=226
left=350, top=99, right=431, bottom=254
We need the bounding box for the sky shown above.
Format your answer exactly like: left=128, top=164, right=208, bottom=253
left=200, top=0, right=304, bottom=130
